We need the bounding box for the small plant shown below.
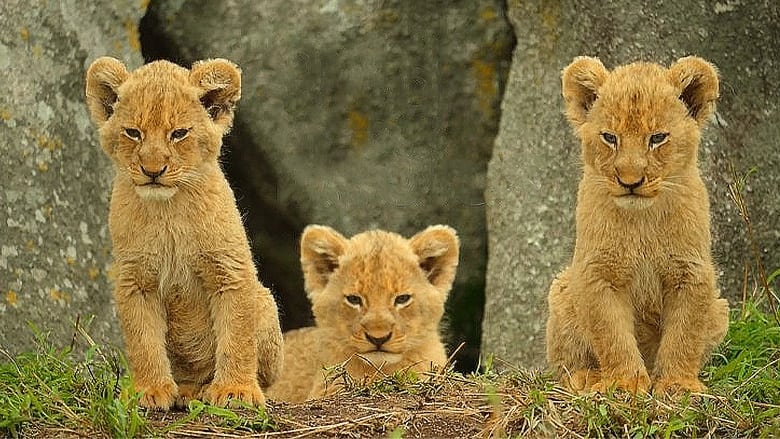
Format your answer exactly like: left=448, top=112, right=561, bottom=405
left=705, top=302, right=780, bottom=402
left=727, top=164, right=780, bottom=317
left=0, top=320, right=148, bottom=438
left=169, top=400, right=276, bottom=433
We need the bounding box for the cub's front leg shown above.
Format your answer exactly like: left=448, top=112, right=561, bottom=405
left=200, top=255, right=268, bottom=407
left=653, top=261, right=727, bottom=395
left=576, top=266, right=651, bottom=393
left=113, top=264, right=178, bottom=410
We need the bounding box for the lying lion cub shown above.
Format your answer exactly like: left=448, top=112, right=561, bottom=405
left=267, top=225, right=459, bottom=402
left=85, top=57, right=283, bottom=409
left=546, top=56, right=729, bottom=395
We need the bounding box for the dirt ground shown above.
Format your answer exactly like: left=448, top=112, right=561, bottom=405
left=23, top=377, right=502, bottom=438
left=153, top=378, right=493, bottom=438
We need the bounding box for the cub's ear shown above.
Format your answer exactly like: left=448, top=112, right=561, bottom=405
left=409, top=225, right=460, bottom=294
left=561, top=56, right=608, bottom=127
left=668, top=56, right=719, bottom=126
left=85, top=57, right=128, bottom=126
left=300, top=225, right=348, bottom=299
left=189, top=58, right=241, bottom=133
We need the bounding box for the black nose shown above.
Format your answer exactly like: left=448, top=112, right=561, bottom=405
left=141, top=165, right=167, bottom=179
left=365, top=332, right=392, bottom=348
left=617, top=176, right=645, bottom=191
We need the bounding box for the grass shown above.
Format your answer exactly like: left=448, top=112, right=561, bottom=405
left=1, top=301, right=779, bottom=438
left=0, top=323, right=147, bottom=438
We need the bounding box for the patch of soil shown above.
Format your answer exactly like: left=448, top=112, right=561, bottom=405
left=146, top=378, right=494, bottom=438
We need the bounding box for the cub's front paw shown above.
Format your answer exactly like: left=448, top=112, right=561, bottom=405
left=137, top=380, right=178, bottom=410
left=653, top=376, right=706, bottom=396
left=591, top=372, right=651, bottom=394
left=203, top=381, right=265, bottom=407
left=564, top=369, right=601, bottom=393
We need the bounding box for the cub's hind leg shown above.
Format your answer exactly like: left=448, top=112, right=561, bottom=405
left=255, top=285, right=284, bottom=388
left=705, top=298, right=730, bottom=352
left=266, top=327, right=321, bottom=403
left=546, top=269, right=599, bottom=392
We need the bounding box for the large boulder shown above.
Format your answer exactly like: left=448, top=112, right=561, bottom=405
left=141, top=0, right=515, bottom=369
left=482, top=1, right=780, bottom=368
left=0, top=1, right=145, bottom=352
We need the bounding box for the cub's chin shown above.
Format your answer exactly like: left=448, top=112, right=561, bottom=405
left=358, top=351, right=403, bottom=366
left=613, top=194, right=656, bottom=210
left=135, top=184, right=179, bottom=201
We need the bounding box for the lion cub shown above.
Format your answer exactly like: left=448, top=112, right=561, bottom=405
left=267, top=225, right=459, bottom=402
left=546, top=56, right=729, bottom=395
left=85, top=57, right=283, bottom=409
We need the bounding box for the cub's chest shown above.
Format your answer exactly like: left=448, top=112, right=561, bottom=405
left=113, top=215, right=206, bottom=297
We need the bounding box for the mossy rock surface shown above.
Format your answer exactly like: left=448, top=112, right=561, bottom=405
left=0, top=0, right=146, bottom=353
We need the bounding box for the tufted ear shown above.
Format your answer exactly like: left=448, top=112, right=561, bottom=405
left=409, top=225, right=460, bottom=294
left=667, top=56, right=719, bottom=126
left=189, top=58, right=242, bottom=134
left=561, top=56, right=608, bottom=128
left=85, top=57, right=128, bottom=126
left=300, top=225, right=348, bottom=299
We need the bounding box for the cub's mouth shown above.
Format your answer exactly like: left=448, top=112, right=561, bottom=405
left=134, top=182, right=178, bottom=200
left=366, top=348, right=393, bottom=354
left=358, top=350, right=403, bottom=365
left=613, top=192, right=655, bottom=209
left=618, top=192, right=650, bottom=198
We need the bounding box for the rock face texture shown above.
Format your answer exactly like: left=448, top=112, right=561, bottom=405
left=0, top=1, right=146, bottom=352
left=141, top=0, right=515, bottom=369
left=482, top=0, right=780, bottom=368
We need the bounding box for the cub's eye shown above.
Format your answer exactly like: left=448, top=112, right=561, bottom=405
left=394, top=294, right=412, bottom=306
left=600, top=132, right=618, bottom=148
left=123, top=128, right=142, bottom=141
left=649, top=132, right=669, bottom=149
left=170, top=128, right=190, bottom=141
left=345, top=295, right=362, bottom=307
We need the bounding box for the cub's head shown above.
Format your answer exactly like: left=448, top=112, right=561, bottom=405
left=562, top=56, right=719, bottom=209
left=300, top=225, right=459, bottom=366
left=85, top=57, right=241, bottom=201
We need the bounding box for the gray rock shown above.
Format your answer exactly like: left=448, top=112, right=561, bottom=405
left=482, top=0, right=780, bottom=368
left=141, top=0, right=515, bottom=369
left=0, top=0, right=145, bottom=353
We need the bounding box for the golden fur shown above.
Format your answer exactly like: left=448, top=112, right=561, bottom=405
left=85, top=57, right=283, bottom=409
left=546, top=56, right=729, bottom=395
left=267, top=225, right=459, bottom=402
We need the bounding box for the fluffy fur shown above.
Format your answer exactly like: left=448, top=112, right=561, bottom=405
left=267, top=225, right=459, bottom=402
left=546, top=56, right=729, bottom=395
left=85, top=57, right=283, bottom=409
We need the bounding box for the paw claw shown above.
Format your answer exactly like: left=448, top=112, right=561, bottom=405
left=203, top=382, right=265, bottom=407
left=563, top=369, right=601, bottom=393
left=137, top=380, right=178, bottom=410
left=653, top=377, right=705, bottom=396
left=590, top=372, right=651, bottom=394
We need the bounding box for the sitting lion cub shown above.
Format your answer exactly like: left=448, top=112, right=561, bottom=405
left=267, top=225, right=459, bottom=402
left=546, top=56, right=729, bottom=395
left=85, top=57, right=283, bottom=409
